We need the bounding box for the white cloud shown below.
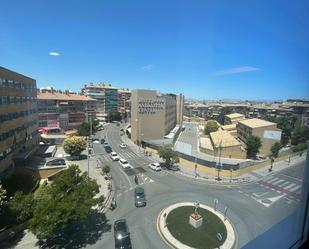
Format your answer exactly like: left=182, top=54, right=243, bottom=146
left=141, top=64, right=153, bottom=71
left=212, top=66, right=260, bottom=76
left=49, top=52, right=60, bottom=56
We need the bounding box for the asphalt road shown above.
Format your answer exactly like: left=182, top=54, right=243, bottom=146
left=87, top=123, right=305, bottom=249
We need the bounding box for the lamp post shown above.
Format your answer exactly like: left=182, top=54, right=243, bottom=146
left=230, top=168, right=233, bottom=182
left=216, top=141, right=223, bottom=181
left=87, top=116, right=92, bottom=177
left=136, top=118, right=141, bottom=152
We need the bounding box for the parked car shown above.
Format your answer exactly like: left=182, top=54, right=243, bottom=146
left=119, top=143, right=127, bottom=149
left=114, top=219, right=132, bottom=249
left=116, top=122, right=120, bottom=126
left=148, top=162, right=161, bottom=172
left=46, top=158, right=65, bottom=166
left=119, top=158, right=131, bottom=169
left=134, top=187, right=146, bottom=207
left=100, top=138, right=105, bottom=144
left=103, top=142, right=109, bottom=147
left=97, top=126, right=104, bottom=131
left=105, top=146, right=112, bottom=153
left=110, top=152, right=120, bottom=161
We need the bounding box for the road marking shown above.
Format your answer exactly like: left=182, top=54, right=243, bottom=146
left=290, top=185, right=301, bottom=192
left=283, top=183, right=296, bottom=190
left=272, top=179, right=284, bottom=185
left=278, top=181, right=291, bottom=188
left=265, top=177, right=278, bottom=183
left=279, top=173, right=303, bottom=182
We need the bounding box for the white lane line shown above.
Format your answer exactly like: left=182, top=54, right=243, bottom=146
left=283, top=183, right=296, bottom=190
left=278, top=181, right=290, bottom=188
left=266, top=177, right=278, bottom=184
left=272, top=179, right=284, bottom=185
left=279, top=173, right=303, bottom=182
left=290, top=185, right=301, bottom=192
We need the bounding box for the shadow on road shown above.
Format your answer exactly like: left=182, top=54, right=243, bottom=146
left=37, top=210, right=111, bottom=249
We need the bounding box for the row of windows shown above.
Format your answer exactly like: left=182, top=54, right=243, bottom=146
left=0, top=78, right=36, bottom=91
left=0, top=120, right=37, bottom=142
left=0, top=108, right=37, bottom=123
left=0, top=130, right=38, bottom=161
left=0, top=95, right=36, bottom=105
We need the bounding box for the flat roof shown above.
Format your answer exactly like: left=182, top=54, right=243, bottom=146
left=225, top=113, right=245, bottom=119
left=238, top=118, right=277, bottom=128
left=210, top=130, right=241, bottom=147
left=38, top=92, right=96, bottom=101
left=221, top=124, right=237, bottom=131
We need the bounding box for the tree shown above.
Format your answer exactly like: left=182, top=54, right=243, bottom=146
left=0, top=185, right=7, bottom=213
left=271, top=142, right=283, bottom=158
left=29, top=165, right=101, bottom=240
left=291, top=127, right=309, bottom=145
left=216, top=106, right=233, bottom=125
left=245, top=135, right=262, bottom=158
left=158, top=145, right=179, bottom=168
left=63, top=136, right=86, bottom=157
left=108, top=112, right=122, bottom=122
left=292, top=143, right=308, bottom=153
left=204, top=120, right=219, bottom=135
left=8, top=191, right=35, bottom=223
left=276, top=115, right=298, bottom=145
left=102, top=165, right=110, bottom=175
left=77, top=119, right=99, bottom=136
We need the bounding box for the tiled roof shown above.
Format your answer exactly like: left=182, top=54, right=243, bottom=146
left=37, top=92, right=96, bottom=101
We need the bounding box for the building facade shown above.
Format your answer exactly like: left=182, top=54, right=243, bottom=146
left=237, top=118, right=282, bottom=157
left=37, top=89, right=96, bottom=130
left=225, top=113, right=245, bottom=125
left=0, top=67, right=39, bottom=178
left=118, top=88, right=131, bottom=114
left=130, top=89, right=184, bottom=144
left=81, top=83, right=118, bottom=120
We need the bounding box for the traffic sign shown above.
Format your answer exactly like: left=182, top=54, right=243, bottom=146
left=216, top=232, right=223, bottom=241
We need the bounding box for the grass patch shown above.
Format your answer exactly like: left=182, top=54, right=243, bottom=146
left=166, top=206, right=227, bottom=249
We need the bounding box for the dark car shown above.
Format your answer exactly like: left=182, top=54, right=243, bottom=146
left=134, top=187, right=146, bottom=207
left=105, top=146, right=112, bottom=153
left=116, top=122, right=120, bottom=126
left=100, top=138, right=105, bottom=144
left=114, top=219, right=132, bottom=249
left=46, top=158, right=65, bottom=166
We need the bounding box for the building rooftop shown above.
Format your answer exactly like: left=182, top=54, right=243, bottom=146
left=38, top=92, right=96, bottom=101
left=225, top=113, right=245, bottom=119
left=238, top=118, right=277, bottom=128
left=221, top=124, right=237, bottom=131
left=210, top=130, right=241, bottom=147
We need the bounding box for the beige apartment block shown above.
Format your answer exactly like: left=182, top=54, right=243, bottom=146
left=225, top=113, right=246, bottom=125
left=237, top=118, right=282, bottom=157
left=0, top=67, right=39, bottom=178
left=130, top=89, right=183, bottom=144
left=209, top=130, right=246, bottom=159
left=221, top=124, right=237, bottom=136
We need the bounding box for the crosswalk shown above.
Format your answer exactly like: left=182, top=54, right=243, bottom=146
left=98, top=151, right=157, bottom=163
left=256, top=175, right=302, bottom=202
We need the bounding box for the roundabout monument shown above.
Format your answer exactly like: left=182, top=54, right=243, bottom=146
left=157, top=202, right=236, bottom=249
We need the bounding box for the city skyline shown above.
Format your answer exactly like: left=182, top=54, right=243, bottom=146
left=1, top=0, right=309, bottom=100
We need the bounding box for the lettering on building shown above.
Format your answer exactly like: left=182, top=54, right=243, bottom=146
left=138, top=99, right=165, bottom=114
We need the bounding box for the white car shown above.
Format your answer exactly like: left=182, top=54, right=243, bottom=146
left=148, top=163, right=161, bottom=172
left=110, top=152, right=120, bottom=161
left=119, top=158, right=131, bottom=169
left=119, top=143, right=127, bottom=149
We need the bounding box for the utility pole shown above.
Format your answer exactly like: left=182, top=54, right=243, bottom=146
left=87, top=116, right=92, bottom=177
left=217, top=141, right=222, bottom=181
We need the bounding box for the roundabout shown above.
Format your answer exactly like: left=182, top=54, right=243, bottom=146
left=157, top=202, right=236, bottom=249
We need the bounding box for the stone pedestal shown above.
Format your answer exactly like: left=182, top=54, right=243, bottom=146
left=189, top=213, right=203, bottom=228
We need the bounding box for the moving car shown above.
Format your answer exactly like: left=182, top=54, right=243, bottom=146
left=110, top=152, right=120, bottom=161
left=134, top=187, right=146, bottom=207
left=103, top=142, right=109, bottom=147
left=148, top=162, right=161, bottom=172
left=119, top=143, right=127, bottom=149
left=45, top=158, right=66, bottom=166
left=114, top=219, right=132, bottom=249
left=105, top=146, right=112, bottom=153
left=119, top=158, right=131, bottom=169
left=100, top=138, right=105, bottom=144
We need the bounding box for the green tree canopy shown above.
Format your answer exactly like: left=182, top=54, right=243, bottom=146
left=271, top=142, right=283, bottom=158
left=8, top=191, right=35, bottom=223
left=77, top=119, right=99, bottom=136
left=245, top=135, right=262, bottom=158
left=291, top=127, right=309, bottom=145
left=216, top=107, right=233, bottom=125
left=275, top=114, right=298, bottom=145
left=108, top=112, right=122, bottom=122
left=102, top=165, right=110, bottom=175
left=204, top=120, right=219, bottom=135
left=63, top=136, right=86, bottom=156
left=28, top=165, right=101, bottom=240
left=158, top=145, right=179, bottom=167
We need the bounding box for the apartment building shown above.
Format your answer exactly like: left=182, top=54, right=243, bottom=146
left=37, top=89, right=96, bottom=130
left=237, top=118, right=282, bottom=157
left=118, top=88, right=131, bottom=114
left=130, top=89, right=184, bottom=143
left=224, top=113, right=246, bottom=125
left=0, top=67, right=39, bottom=178
left=81, top=83, right=118, bottom=120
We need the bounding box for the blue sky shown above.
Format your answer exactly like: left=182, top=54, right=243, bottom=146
left=1, top=0, right=308, bottom=100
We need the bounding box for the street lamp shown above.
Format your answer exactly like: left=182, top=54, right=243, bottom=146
left=214, top=198, right=218, bottom=211
left=216, top=141, right=223, bottom=181
left=135, top=118, right=141, bottom=152
left=230, top=168, right=233, bottom=182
